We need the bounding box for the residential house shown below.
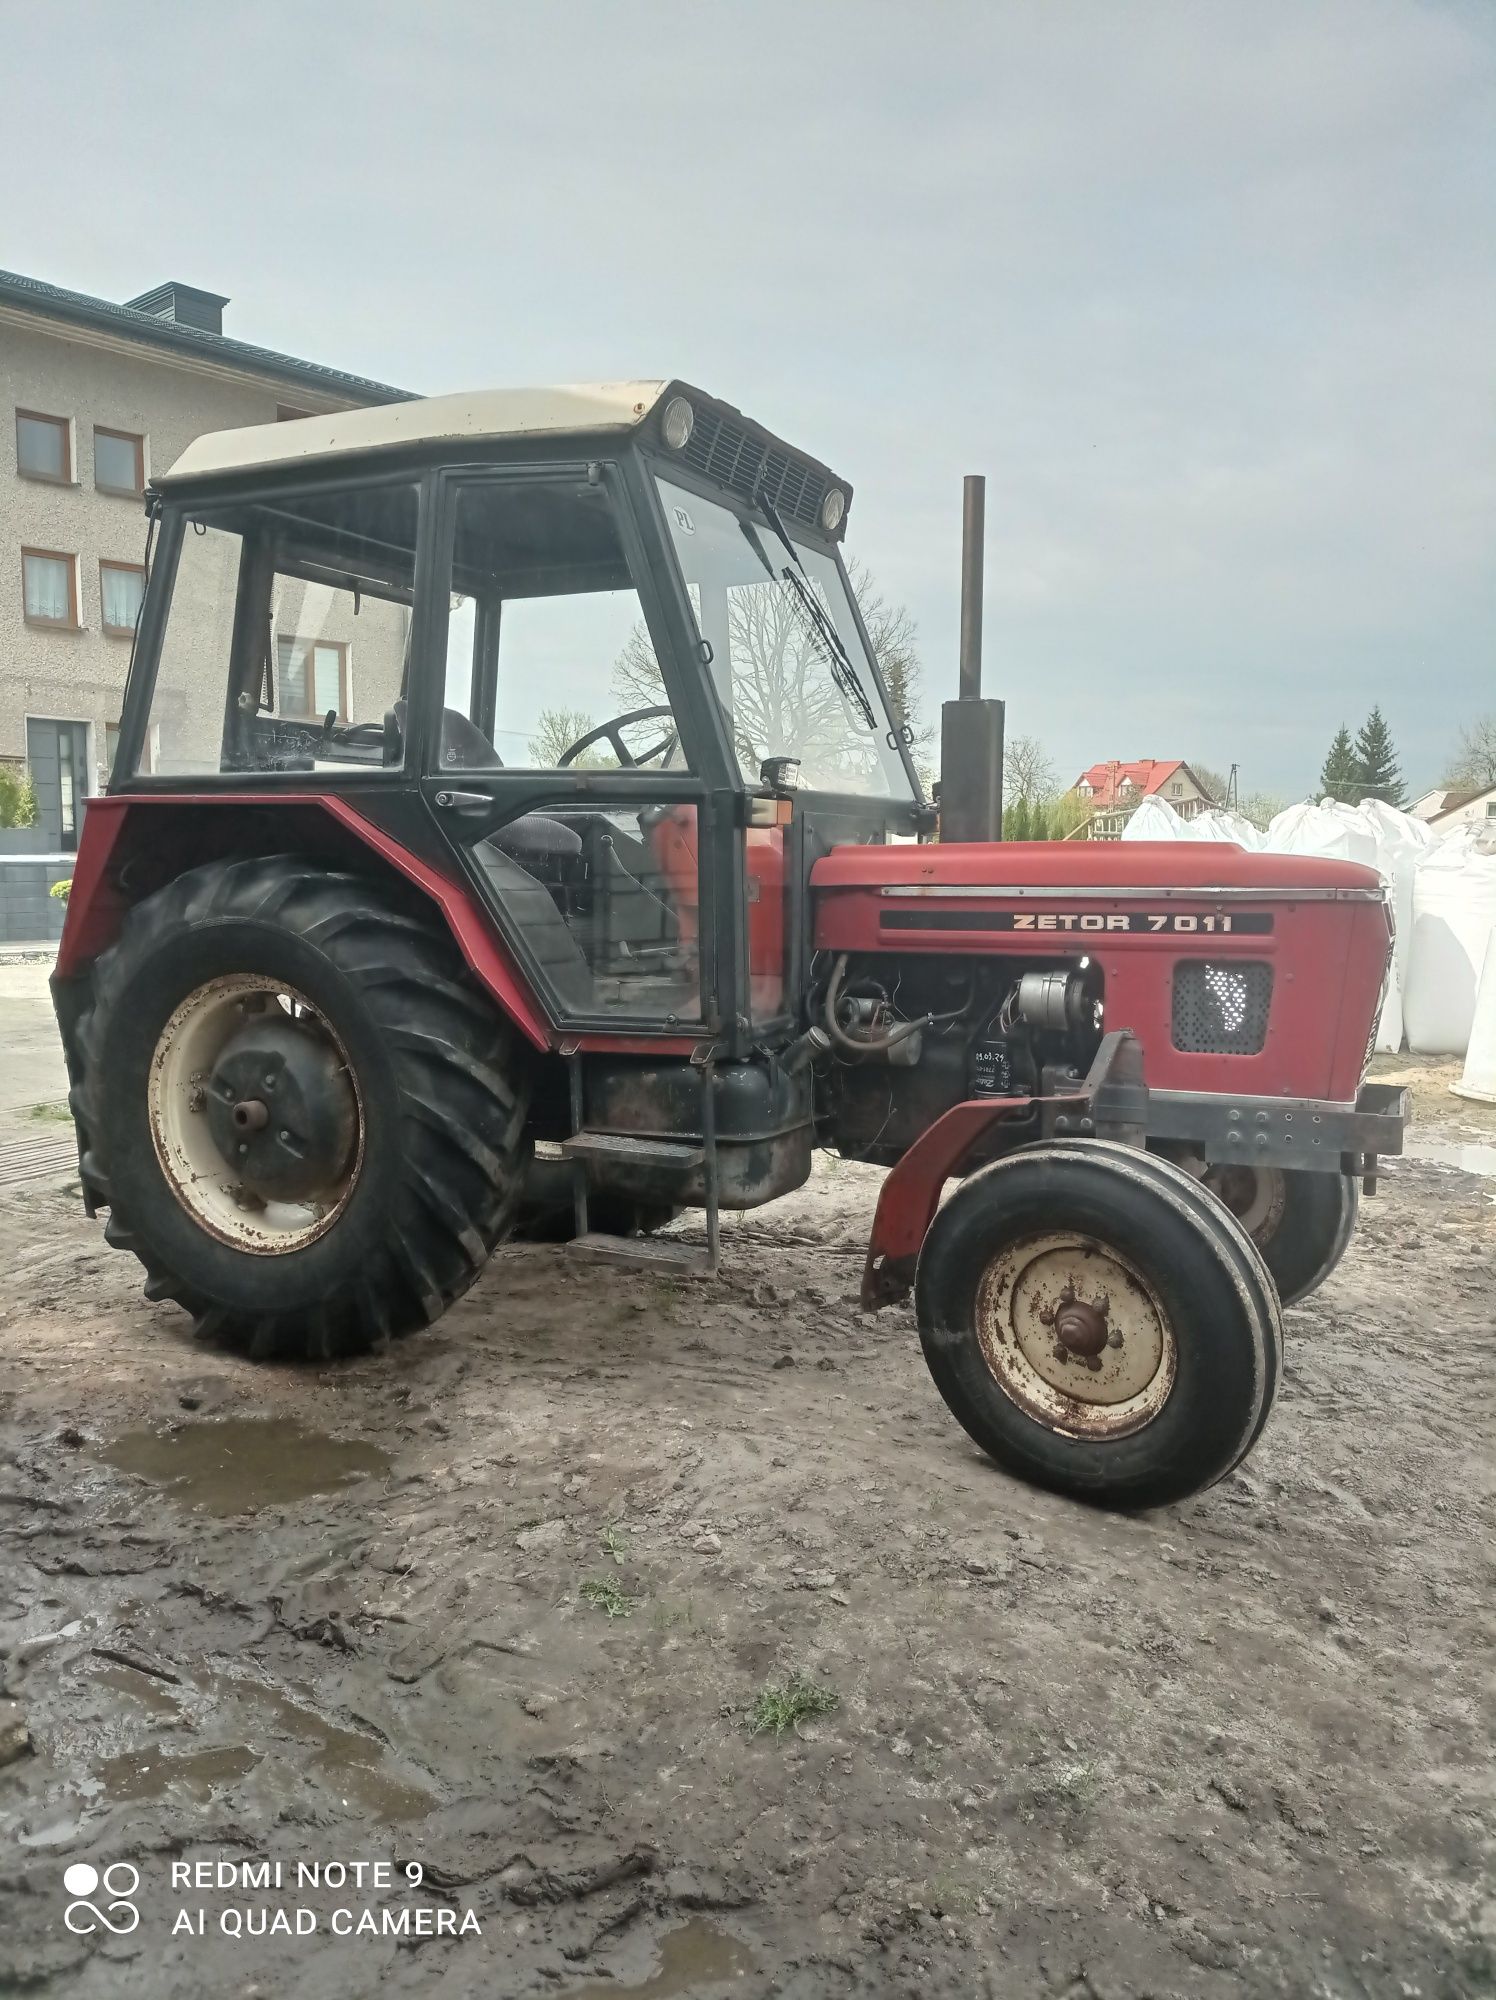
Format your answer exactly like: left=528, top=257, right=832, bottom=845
left=1069, top=759, right=1216, bottom=839
left=1409, top=782, right=1496, bottom=831
left=1, top=267, right=408, bottom=858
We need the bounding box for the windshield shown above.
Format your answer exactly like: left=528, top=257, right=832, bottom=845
left=656, top=477, right=914, bottom=798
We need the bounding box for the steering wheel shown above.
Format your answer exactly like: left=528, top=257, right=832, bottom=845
left=557, top=705, right=677, bottom=771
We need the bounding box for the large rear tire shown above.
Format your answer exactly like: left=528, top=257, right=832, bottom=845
left=1153, top=1149, right=1360, bottom=1306
left=71, top=856, right=531, bottom=1359
left=915, top=1140, right=1282, bottom=1509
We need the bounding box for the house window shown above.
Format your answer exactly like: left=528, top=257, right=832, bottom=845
left=21, top=549, right=79, bottom=628
left=94, top=427, right=145, bottom=496
left=100, top=560, right=146, bottom=637
left=16, top=411, right=71, bottom=483
left=1486, top=801, right=1496, bottom=819
left=277, top=636, right=348, bottom=720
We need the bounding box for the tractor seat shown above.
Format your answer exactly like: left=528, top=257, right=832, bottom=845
left=487, top=812, right=583, bottom=866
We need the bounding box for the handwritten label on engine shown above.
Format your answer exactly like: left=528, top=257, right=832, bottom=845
left=881, top=910, right=1274, bottom=935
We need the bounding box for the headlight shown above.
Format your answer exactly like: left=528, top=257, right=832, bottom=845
left=820, top=487, right=847, bottom=532
left=661, top=397, right=694, bottom=450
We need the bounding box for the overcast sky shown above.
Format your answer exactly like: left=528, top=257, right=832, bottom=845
left=4, top=0, right=1490, bottom=799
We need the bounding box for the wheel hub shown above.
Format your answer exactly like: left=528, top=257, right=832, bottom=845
left=1046, top=1287, right=1111, bottom=1361
left=974, top=1233, right=1178, bottom=1440
left=147, top=974, right=363, bottom=1254
left=204, top=1019, right=357, bottom=1202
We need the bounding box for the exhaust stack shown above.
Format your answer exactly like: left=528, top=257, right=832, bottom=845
left=939, top=474, right=1005, bottom=842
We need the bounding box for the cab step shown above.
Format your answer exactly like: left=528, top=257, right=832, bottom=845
left=559, top=1131, right=705, bottom=1171
left=566, top=1231, right=715, bottom=1274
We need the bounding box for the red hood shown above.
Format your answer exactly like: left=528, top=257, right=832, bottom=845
left=812, top=840, right=1383, bottom=898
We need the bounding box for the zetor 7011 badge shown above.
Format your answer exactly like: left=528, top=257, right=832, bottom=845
left=52, top=380, right=1404, bottom=1511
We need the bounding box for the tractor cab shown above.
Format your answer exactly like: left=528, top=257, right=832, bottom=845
left=110, top=382, right=923, bottom=1060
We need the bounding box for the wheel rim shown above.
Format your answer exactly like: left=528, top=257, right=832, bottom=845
left=1174, top=1153, right=1286, bottom=1245
left=974, top=1232, right=1178, bottom=1440
left=148, top=975, right=363, bottom=1254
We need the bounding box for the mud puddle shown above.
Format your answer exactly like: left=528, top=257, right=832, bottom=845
left=82, top=1661, right=434, bottom=1822
left=561, top=1920, right=755, bottom=1997
left=99, top=1416, right=390, bottom=1514
left=214, top=1674, right=434, bottom=1821
left=95, top=1743, right=260, bottom=1802
left=1399, top=1133, right=1496, bottom=1176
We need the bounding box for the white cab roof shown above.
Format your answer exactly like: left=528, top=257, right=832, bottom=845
left=161, top=382, right=669, bottom=486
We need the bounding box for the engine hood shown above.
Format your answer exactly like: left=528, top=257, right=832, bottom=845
left=812, top=841, right=1385, bottom=900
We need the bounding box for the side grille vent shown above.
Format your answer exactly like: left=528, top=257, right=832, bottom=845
left=1172, top=961, right=1273, bottom=1055
left=679, top=410, right=831, bottom=530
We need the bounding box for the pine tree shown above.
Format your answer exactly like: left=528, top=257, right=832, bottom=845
left=1318, top=724, right=1363, bottom=804
left=1004, top=793, right=1031, bottom=841
left=1354, top=706, right=1405, bottom=808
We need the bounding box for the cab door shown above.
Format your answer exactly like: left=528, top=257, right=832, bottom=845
left=418, top=465, right=729, bottom=1039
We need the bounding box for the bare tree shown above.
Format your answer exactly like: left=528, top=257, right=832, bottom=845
left=1444, top=714, right=1496, bottom=791
left=613, top=559, right=928, bottom=787
left=529, top=706, right=607, bottom=767
left=1003, top=734, right=1056, bottom=803
left=1188, top=761, right=1229, bottom=806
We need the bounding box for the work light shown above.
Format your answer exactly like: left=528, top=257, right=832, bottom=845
left=661, top=397, right=695, bottom=450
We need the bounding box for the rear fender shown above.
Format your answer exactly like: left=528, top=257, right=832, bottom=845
left=55, top=794, right=553, bottom=1051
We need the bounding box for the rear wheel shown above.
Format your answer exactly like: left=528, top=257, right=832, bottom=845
left=1155, top=1150, right=1359, bottom=1306
left=915, top=1140, right=1282, bottom=1509
left=72, top=856, right=531, bottom=1359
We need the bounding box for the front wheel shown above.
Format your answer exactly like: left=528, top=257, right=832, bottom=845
left=915, top=1141, right=1282, bottom=1509
left=1154, top=1151, right=1359, bottom=1306
left=71, top=856, right=532, bottom=1359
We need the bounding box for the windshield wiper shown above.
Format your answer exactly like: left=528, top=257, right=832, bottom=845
left=746, top=489, right=879, bottom=734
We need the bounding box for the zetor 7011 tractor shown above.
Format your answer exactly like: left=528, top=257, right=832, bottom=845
left=52, top=382, right=1405, bottom=1509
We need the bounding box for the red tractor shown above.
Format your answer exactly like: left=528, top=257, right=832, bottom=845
left=52, top=383, right=1404, bottom=1508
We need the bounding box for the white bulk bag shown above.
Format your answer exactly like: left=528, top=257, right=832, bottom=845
left=1192, top=807, right=1263, bottom=848
left=1355, top=801, right=1430, bottom=1053
left=1402, top=841, right=1496, bottom=1055
left=1263, top=801, right=1380, bottom=868
left=1120, top=796, right=1198, bottom=840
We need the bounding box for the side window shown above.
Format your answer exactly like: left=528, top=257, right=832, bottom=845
left=438, top=477, right=684, bottom=774
left=144, top=484, right=417, bottom=776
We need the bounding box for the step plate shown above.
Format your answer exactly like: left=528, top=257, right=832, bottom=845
left=560, top=1132, right=705, bottom=1170
left=566, top=1232, right=714, bottom=1275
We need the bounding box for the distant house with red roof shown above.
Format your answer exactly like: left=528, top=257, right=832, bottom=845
left=1069, top=760, right=1216, bottom=838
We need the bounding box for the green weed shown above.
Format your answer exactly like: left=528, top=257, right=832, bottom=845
left=747, top=1670, right=838, bottom=1739
left=580, top=1577, right=637, bottom=1620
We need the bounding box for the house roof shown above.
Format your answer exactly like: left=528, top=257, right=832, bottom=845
left=1430, top=783, right=1496, bottom=818
left=0, top=267, right=410, bottom=407
left=1073, top=760, right=1196, bottom=808
left=160, top=383, right=671, bottom=486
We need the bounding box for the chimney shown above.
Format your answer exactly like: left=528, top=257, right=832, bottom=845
left=124, top=281, right=230, bottom=336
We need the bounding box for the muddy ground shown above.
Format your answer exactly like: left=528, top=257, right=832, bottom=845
left=1, top=1007, right=1493, bottom=1999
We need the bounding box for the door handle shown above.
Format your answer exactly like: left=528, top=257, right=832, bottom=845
left=433, top=789, right=494, bottom=809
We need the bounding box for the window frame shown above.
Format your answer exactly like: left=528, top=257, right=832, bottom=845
left=21, top=548, right=80, bottom=630
left=94, top=426, right=146, bottom=498
left=111, top=469, right=431, bottom=793
left=99, top=558, right=147, bottom=638
left=275, top=634, right=350, bottom=722
left=15, top=410, right=72, bottom=485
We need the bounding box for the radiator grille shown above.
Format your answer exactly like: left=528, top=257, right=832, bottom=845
left=1172, top=961, right=1273, bottom=1055
left=679, top=410, right=831, bottom=530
